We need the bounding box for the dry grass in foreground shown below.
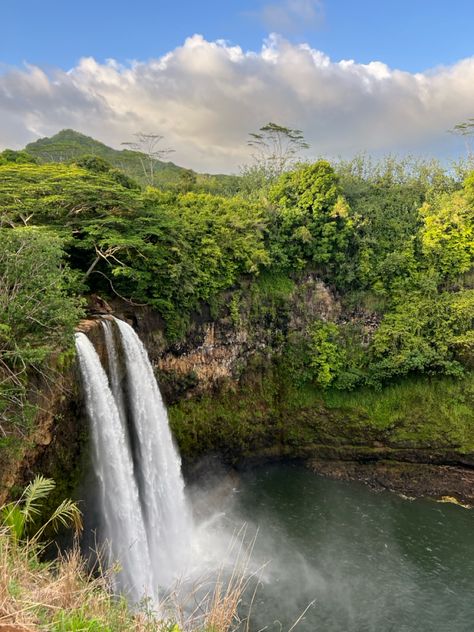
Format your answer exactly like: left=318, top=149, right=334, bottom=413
left=0, top=477, right=259, bottom=631
left=0, top=528, right=260, bottom=632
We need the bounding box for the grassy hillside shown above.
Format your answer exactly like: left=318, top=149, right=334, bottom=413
left=25, top=129, right=240, bottom=193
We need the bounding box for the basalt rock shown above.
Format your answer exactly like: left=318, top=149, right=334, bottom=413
left=308, top=459, right=474, bottom=506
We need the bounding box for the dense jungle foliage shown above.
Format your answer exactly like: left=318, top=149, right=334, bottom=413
left=0, top=133, right=473, bottom=441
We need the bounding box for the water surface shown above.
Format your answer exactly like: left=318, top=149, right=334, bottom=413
left=230, top=463, right=474, bottom=631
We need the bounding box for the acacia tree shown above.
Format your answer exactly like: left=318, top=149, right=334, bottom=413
left=121, top=132, right=174, bottom=187
left=449, top=119, right=474, bottom=157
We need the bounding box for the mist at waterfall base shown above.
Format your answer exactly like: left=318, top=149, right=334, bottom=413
left=76, top=318, right=252, bottom=608
left=76, top=320, right=474, bottom=630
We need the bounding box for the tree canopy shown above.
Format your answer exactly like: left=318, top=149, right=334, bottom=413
left=0, top=146, right=472, bottom=391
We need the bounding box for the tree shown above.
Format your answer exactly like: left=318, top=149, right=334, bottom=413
left=267, top=161, right=353, bottom=271
left=420, top=186, right=474, bottom=281
left=0, top=162, right=139, bottom=228
left=370, top=289, right=474, bottom=382
left=177, top=169, right=197, bottom=193
left=0, top=227, right=83, bottom=436
left=245, top=122, right=310, bottom=183
left=0, top=227, right=82, bottom=364
left=335, top=155, right=445, bottom=293
left=0, top=149, right=37, bottom=165
left=449, top=118, right=474, bottom=157
left=121, top=132, right=174, bottom=187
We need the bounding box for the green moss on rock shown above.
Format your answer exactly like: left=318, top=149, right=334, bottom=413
left=169, top=362, right=474, bottom=462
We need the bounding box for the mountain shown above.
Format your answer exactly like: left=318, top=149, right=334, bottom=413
left=24, top=129, right=240, bottom=193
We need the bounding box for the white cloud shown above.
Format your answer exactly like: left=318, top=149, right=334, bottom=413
left=0, top=35, right=473, bottom=173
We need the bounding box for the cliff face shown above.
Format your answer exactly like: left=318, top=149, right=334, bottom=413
left=2, top=274, right=473, bottom=505
left=115, top=274, right=348, bottom=399
left=0, top=274, right=346, bottom=500
left=0, top=360, right=83, bottom=505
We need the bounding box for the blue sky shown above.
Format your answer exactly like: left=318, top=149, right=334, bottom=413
left=2, top=0, right=474, bottom=72
left=1, top=1, right=474, bottom=171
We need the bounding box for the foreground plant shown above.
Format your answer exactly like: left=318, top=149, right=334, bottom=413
left=0, top=478, right=153, bottom=630
left=0, top=480, right=261, bottom=631
left=1, top=475, right=82, bottom=544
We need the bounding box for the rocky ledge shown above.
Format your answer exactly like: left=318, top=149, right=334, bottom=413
left=308, top=459, right=474, bottom=506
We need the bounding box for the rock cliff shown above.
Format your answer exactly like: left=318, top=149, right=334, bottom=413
left=2, top=274, right=473, bottom=505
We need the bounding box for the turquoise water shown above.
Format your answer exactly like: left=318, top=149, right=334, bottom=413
left=231, top=463, right=474, bottom=631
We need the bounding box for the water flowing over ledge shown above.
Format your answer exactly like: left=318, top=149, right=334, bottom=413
left=75, top=317, right=192, bottom=604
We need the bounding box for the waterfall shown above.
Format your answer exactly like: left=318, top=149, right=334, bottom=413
left=101, top=320, right=128, bottom=428
left=75, top=317, right=192, bottom=603
left=75, top=332, right=154, bottom=602
left=112, top=317, right=192, bottom=587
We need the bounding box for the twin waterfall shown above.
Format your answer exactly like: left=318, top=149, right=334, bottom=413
left=75, top=317, right=191, bottom=603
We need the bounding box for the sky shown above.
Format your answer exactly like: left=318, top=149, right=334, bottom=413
left=1, top=0, right=474, bottom=172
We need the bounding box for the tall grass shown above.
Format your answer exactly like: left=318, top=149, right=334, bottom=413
left=158, top=529, right=261, bottom=632
left=0, top=483, right=261, bottom=631
left=0, top=530, right=151, bottom=631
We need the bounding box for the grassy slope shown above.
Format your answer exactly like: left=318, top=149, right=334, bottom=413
left=169, top=368, right=474, bottom=460
left=323, top=375, right=474, bottom=449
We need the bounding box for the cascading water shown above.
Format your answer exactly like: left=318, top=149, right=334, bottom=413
left=101, top=320, right=128, bottom=428
left=112, top=317, right=192, bottom=587
left=75, top=332, right=154, bottom=602
left=75, top=317, right=192, bottom=604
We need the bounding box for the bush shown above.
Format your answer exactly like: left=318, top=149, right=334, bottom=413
left=0, top=227, right=83, bottom=435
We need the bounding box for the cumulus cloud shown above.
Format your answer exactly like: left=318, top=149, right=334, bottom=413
left=0, top=34, right=473, bottom=172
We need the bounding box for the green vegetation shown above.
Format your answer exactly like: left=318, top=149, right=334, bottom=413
left=0, top=132, right=472, bottom=467
left=170, top=368, right=474, bottom=458
left=100, top=190, right=270, bottom=338
left=268, top=161, right=353, bottom=271
left=0, top=481, right=250, bottom=631
left=0, top=136, right=472, bottom=394
left=0, top=129, right=473, bottom=630
left=0, top=226, right=83, bottom=446
left=323, top=373, right=474, bottom=449
left=24, top=129, right=240, bottom=194
left=1, top=475, right=82, bottom=543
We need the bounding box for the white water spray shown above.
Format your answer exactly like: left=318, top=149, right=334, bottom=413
left=76, top=318, right=192, bottom=602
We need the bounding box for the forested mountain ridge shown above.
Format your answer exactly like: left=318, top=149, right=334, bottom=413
left=24, top=129, right=240, bottom=193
